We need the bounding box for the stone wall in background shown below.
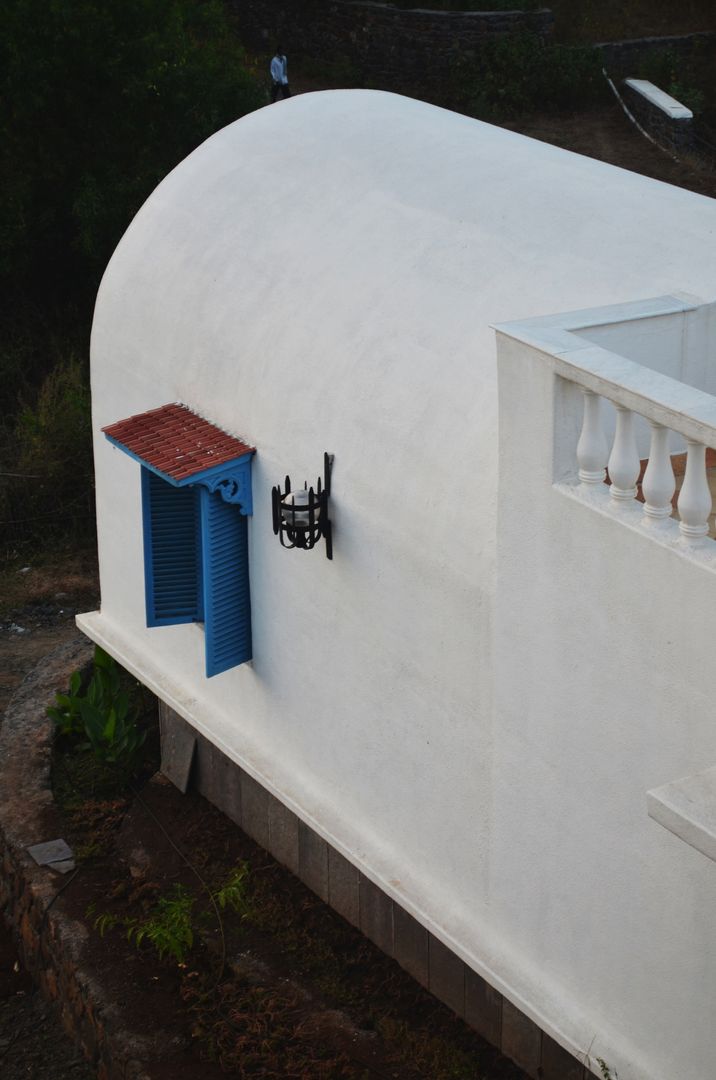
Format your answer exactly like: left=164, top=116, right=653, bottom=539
left=233, top=1, right=554, bottom=92
left=596, top=31, right=716, bottom=78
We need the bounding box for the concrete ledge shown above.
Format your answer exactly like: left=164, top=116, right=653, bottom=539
left=623, top=79, right=693, bottom=120
left=648, top=765, right=716, bottom=862
left=621, top=78, right=694, bottom=152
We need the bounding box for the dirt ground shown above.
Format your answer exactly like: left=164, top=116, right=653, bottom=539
left=504, top=104, right=716, bottom=200
left=0, top=550, right=100, bottom=716
left=50, top=768, right=528, bottom=1079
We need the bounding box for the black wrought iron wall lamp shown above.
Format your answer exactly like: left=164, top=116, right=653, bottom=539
left=271, top=453, right=333, bottom=560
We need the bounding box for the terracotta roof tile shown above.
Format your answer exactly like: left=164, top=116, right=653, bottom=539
left=102, top=403, right=254, bottom=482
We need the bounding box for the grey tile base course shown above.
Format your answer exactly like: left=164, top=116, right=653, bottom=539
left=394, top=905, right=429, bottom=986
left=159, top=703, right=598, bottom=1080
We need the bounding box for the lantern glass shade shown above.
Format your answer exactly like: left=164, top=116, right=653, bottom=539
left=281, top=488, right=321, bottom=527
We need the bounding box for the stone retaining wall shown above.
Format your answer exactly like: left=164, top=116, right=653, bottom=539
left=596, top=31, right=716, bottom=78
left=0, top=637, right=149, bottom=1080
left=233, top=1, right=554, bottom=91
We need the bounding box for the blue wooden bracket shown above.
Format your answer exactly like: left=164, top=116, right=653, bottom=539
left=195, top=459, right=253, bottom=515
left=105, top=432, right=254, bottom=516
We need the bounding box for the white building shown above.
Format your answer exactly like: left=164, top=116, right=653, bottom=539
left=79, top=90, right=716, bottom=1080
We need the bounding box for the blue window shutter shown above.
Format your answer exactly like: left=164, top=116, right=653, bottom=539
left=142, top=466, right=202, bottom=626
left=200, top=487, right=252, bottom=677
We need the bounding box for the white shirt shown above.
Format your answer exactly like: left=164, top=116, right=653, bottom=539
left=270, top=55, right=288, bottom=85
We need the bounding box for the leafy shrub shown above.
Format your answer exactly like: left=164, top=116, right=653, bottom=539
left=48, top=669, right=85, bottom=738
left=0, top=0, right=264, bottom=299
left=0, top=2, right=264, bottom=554
left=0, top=354, right=93, bottom=549
left=48, top=645, right=147, bottom=772
left=296, top=52, right=362, bottom=87
left=638, top=48, right=706, bottom=115
left=0, top=303, right=87, bottom=419
left=451, top=32, right=607, bottom=120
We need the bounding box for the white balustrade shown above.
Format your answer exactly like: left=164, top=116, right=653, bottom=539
left=577, top=389, right=608, bottom=485
left=642, top=422, right=675, bottom=522
left=678, top=441, right=712, bottom=539
left=572, top=389, right=713, bottom=542
left=608, top=405, right=640, bottom=502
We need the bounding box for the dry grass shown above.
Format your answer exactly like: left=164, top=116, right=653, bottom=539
left=0, top=545, right=98, bottom=621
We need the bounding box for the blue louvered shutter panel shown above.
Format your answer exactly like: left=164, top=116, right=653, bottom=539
left=200, top=488, right=252, bottom=677
left=142, top=467, right=202, bottom=627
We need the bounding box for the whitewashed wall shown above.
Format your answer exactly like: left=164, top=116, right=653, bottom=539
left=81, top=90, right=716, bottom=1080
left=496, top=322, right=716, bottom=1080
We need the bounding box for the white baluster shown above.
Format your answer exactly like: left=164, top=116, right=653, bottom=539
left=678, top=440, right=712, bottom=539
left=642, top=421, right=675, bottom=522
left=577, top=389, right=607, bottom=485
left=608, top=404, right=639, bottom=502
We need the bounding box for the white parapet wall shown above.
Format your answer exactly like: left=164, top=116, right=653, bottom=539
left=495, top=294, right=716, bottom=1080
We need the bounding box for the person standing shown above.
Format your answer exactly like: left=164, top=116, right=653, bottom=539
left=270, top=47, right=291, bottom=103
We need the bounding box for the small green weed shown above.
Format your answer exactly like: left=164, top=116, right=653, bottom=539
left=93, top=863, right=251, bottom=966
left=214, top=862, right=251, bottom=917
left=129, top=885, right=195, bottom=963
left=596, top=1059, right=619, bottom=1080
left=96, top=883, right=195, bottom=964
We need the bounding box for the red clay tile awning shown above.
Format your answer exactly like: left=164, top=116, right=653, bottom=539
left=102, top=403, right=255, bottom=483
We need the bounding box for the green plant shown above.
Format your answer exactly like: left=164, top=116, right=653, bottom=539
left=596, top=1058, right=619, bottom=1080
left=0, top=0, right=264, bottom=297
left=47, top=668, right=85, bottom=737
left=128, top=885, right=195, bottom=963
left=48, top=645, right=147, bottom=771
left=96, top=883, right=195, bottom=963
left=637, top=47, right=706, bottom=115
left=79, top=646, right=146, bottom=767
left=450, top=32, right=606, bottom=121
left=0, top=353, right=94, bottom=549
left=295, top=52, right=362, bottom=87
left=214, top=861, right=251, bottom=917
left=94, top=864, right=251, bottom=965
